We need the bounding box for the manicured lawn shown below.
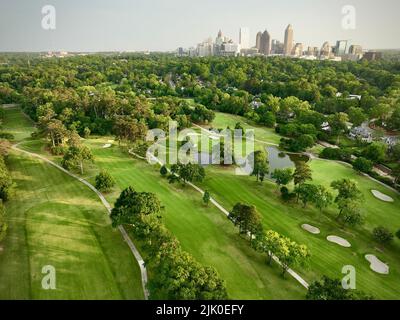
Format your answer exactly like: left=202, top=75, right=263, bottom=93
left=1, top=106, right=35, bottom=141
left=84, top=138, right=306, bottom=300
left=0, top=152, right=144, bottom=299
left=196, top=159, right=400, bottom=299
left=208, top=112, right=282, bottom=145
left=0, top=105, right=144, bottom=299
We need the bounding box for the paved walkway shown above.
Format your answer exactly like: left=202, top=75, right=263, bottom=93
left=12, top=144, right=149, bottom=300
left=129, top=149, right=310, bottom=289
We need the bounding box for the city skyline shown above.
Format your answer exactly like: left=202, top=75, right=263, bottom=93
left=0, top=0, right=400, bottom=52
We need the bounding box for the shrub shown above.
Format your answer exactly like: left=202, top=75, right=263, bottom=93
left=373, top=226, right=394, bottom=244
left=95, top=170, right=116, bottom=192
left=50, top=145, right=67, bottom=155
left=160, top=165, right=168, bottom=177
left=353, top=157, right=373, bottom=173
left=0, top=132, right=14, bottom=140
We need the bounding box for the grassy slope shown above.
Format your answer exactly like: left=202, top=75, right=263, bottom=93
left=85, top=138, right=305, bottom=300
left=207, top=112, right=282, bottom=145
left=0, top=106, right=144, bottom=299
left=205, top=111, right=400, bottom=299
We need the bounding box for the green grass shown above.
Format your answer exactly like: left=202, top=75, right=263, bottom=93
left=1, top=106, right=34, bottom=141
left=0, top=105, right=144, bottom=300
left=208, top=112, right=282, bottom=145
left=195, top=157, right=400, bottom=299
left=84, top=138, right=306, bottom=300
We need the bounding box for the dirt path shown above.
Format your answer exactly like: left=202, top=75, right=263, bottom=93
left=11, top=144, right=149, bottom=300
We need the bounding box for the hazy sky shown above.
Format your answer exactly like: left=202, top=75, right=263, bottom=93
left=0, top=0, right=399, bottom=52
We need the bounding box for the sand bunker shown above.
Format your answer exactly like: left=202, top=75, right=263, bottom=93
left=327, top=235, right=351, bottom=248
left=102, top=143, right=112, bottom=148
left=301, top=224, right=320, bottom=234
left=371, top=190, right=394, bottom=202
left=365, top=254, right=389, bottom=274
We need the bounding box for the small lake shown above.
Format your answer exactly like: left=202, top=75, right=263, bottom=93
left=266, top=146, right=309, bottom=176
left=190, top=146, right=309, bottom=176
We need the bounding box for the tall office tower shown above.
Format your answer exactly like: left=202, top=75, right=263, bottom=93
left=284, top=24, right=293, bottom=55
left=320, top=41, right=331, bottom=57
left=349, top=45, right=363, bottom=55
left=260, top=30, right=271, bottom=55
left=271, top=39, right=284, bottom=54
left=216, top=30, right=224, bottom=45
left=239, top=27, right=250, bottom=49
left=335, top=40, right=349, bottom=56
left=256, top=31, right=262, bottom=50
left=292, top=43, right=303, bottom=57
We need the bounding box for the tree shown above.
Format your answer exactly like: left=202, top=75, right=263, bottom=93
left=95, top=170, right=115, bottom=192
left=0, top=200, right=7, bottom=242
left=328, top=112, right=349, bottom=144
left=373, top=227, right=394, bottom=244
left=348, top=107, right=367, bottom=126
left=61, top=145, right=94, bottom=174
left=229, top=203, right=263, bottom=242
left=313, top=185, right=333, bottom=213
left=271, top=168, right=293, bottom=189
left=331, top=179, right=363, bottom=204
left=110, top=187, right=162, bottom=227
left=293, top=161, right=312, bottom=185
left=275, top=237, right=310, bottom=277
left=294, top=183, right=318, bottom=208
left=307, top=276, right=373, bottom=300
left=169, top=163, right=205, bottom=185
left=251, top=150, right=269, bottom=182
left=336, top=198, right=364, bottom=226
left=160, top=165, right=168, bottom=177
left=362, top=142, right=387, bottom=163
left=353, top=157, right=373, bottom=173
left=0, top=155, right=12, bottom=201
left=331, top=180, right=363, bottom=226
left=393, top=165, right=400, bottom=185
left=257, top=230, right=282, bottom=265
left=203, top=190, right=211, bottom=206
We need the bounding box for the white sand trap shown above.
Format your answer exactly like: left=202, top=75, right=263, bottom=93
left=102, top=143, right=112, bottom=148
left=301, top=224, right=320, bottom=234
left=327, top=235, right=351, bottom=248
left=365, top=254, right=389, bottom=274
left=371, top=190, right=394, bottom=202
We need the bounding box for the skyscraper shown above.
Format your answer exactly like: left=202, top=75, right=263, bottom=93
left=284, top=24, right=293, bottom=56
left=239, top=27, right=250, bottom=49
left=335, top=40, right=349, bottom=56
left=256, top=32, right=262, bottom=51
left=320, top=41, right=331, bottom=57
left=260, top=30, right=271, bottom=55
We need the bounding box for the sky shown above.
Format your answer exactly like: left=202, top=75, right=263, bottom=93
left=0, top=0, right=399, bottom=52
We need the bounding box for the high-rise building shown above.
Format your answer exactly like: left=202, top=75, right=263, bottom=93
left=320, top=41, right=331, bottom=57
left=363, top=51, right=383, bottom=61
left=335, top=40, right=349, bottom=56
left=284, top=24, right=293, bottom=56
left=256, top=31, right=262, bottom=51
left=260, top=30, right=271, bottom=55
left=349, top=45, right=363, bottom=55
left=271, top=39, right=284, bottom=55
left=239, top=27, right=250, bottom=49
left=292, top=43, right=303, bottom=57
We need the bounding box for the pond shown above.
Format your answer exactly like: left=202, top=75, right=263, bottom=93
left=266, top=146, right=309, bottom=177
left=190, top=146, right=309, bottom=176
